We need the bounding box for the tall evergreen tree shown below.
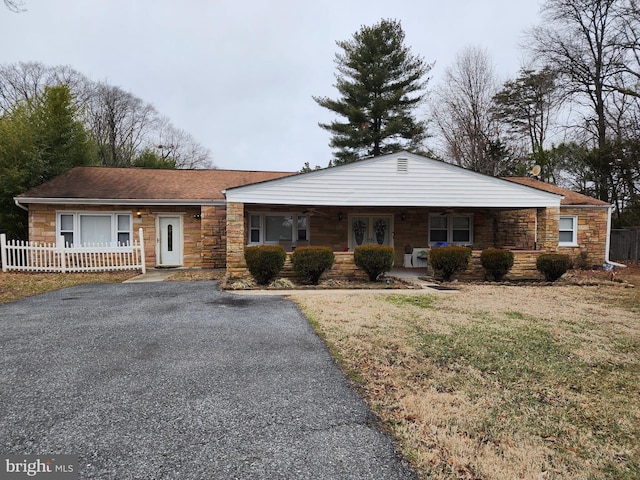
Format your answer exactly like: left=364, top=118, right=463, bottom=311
left=0, top=84, right=95, bottom=239
left=314, top=19, right=432, bottom=164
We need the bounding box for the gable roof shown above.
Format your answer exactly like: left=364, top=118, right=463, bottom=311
left=225, top=151, right=563, bottom=208
left=503, top=177, right=610, bottom=206
left=16, top=166, right=294, bottom=205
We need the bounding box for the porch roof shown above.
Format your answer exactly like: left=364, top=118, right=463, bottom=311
left=225, top=151, right=563, bottom=208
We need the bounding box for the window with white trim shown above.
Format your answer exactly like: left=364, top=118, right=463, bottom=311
left=248, top=213, right=309, bottom=245
left=429, top=214, right=473, bottom=245
left=56, top=212, right=133, bottom=246
left=559, top=215, right=578, bottom=246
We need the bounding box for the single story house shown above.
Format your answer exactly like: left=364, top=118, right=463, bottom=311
left=15, top=151, right=612, bottom=279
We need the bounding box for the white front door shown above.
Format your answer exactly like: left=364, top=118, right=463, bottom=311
left=158, top=216, right=183, bottom=266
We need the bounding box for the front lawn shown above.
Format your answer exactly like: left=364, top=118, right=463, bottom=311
left=293, top=278, right=640, bottom=479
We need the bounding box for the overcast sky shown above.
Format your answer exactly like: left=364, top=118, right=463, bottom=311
left=2, top=0, right=543, bottom=172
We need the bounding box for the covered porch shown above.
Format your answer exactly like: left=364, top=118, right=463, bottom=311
left=223, top=152, right=564, bottom=281
left=224, top=203, right=556, bottom=281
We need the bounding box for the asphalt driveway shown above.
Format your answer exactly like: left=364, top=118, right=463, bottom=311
left=0, top=282, right=416, bottom=479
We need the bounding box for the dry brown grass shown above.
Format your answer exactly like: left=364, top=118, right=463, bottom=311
left=0, top=271, right=140, bottom=304
left=292, top=275, right=640, bottom=479
left=165, top=268, right=225, bottom=282
left=0, top=268, right=224, bottom=304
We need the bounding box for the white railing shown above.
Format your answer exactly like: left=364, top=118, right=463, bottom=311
left=1, top=228, right=146, bottom=274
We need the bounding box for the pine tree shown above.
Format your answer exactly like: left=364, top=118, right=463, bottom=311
left=314, top=19, right=432, bottom=164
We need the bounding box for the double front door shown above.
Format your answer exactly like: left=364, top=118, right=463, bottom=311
left=350, top=215, right=392, bottom=249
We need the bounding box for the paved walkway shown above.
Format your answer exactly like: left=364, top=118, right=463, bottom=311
left=125, top=267, right=438, bottom=289
left=123, top=268, right=177, bottom=283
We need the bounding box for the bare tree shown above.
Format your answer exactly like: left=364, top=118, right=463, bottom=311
left=0, top=62, right=213, bottom=170
left=153, top=117, right=213, bottom=169
left=3, top=0, right=25, bottom=12
left=612, top=0, right=640, bottom=97
left=85, top=82, right=158, bottom=167
left=527, top=0, right=628, bottom=200
left=0, top=62, right=91, bottom=114
left=431, top=46, right=503, bottom=175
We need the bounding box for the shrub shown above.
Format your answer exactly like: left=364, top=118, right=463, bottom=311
left=244, top=245, right=286, bottom=285
left=429, top=246, right=472, bottom=281
left=291, top=246, right=335, bottom=285
left=480, top=248, right=515, bottom=281
left=354, top=245, right=395, bottom=281
left=536, top=253, right=573, bottom=282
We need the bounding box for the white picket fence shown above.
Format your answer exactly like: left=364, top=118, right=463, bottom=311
left=1, top=228, right=146, bottom=274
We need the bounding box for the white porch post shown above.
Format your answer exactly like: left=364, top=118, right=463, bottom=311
left=139, top=227, right=146, bottom=274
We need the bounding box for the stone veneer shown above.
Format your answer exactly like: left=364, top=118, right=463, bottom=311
left=558, top=206, right=609, bottom=267
left=27, top=199, right=609, bottom=275
left=27, top=204, right=206, bottom=268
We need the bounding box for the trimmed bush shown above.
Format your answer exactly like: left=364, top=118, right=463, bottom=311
left=480, top=248, right=515, bottom=281
left=429, top=246, right=472, bottom=281
left=244, top=245, right=286, bottom=285
left=291, top=246, right=335, bottom=285
left=354, top=245, right=395, bottom=281
left=536, top=253, right=573, bottom=282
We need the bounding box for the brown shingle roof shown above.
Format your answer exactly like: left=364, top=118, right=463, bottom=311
left=503, top=177, right=609, bottom=206
left=17, top=166, right=295, bottom=202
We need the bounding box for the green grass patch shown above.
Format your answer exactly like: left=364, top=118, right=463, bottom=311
left=417, top=317, right=585, bottom=383
left=384, top=294, right=437, bottom=310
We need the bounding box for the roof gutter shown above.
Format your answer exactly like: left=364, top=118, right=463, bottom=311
left=605, top=205, right=627, bottom=268
left=13, top=197, right=226, bottom=206
left=14, top=198, right=28, bottom=211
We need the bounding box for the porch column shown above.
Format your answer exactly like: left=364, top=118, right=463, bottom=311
left=201, top=205, right=227, bottom=268
left=536, top=206, right=560, bottom=251
left=226, top=201, right=247, bottom=277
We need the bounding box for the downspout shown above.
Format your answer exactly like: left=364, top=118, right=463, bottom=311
left=605, top=205, right=627, bottom=268
left=14, top=198, right=28, bottom=211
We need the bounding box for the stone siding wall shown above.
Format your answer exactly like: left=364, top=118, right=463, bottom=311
left=559, top=206, right=609, bottom=266
left=201, top=205, right=227, bottom=268
left=495, top=209, right=537, bottom=249
left=456, top=250, right=543, bottom=281
left=27, top=204, right=205, bottom=268
left=226, top=202, right=246, bottom=278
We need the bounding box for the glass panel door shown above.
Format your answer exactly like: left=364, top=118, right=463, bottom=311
left=371, top=216, right=390, bottom=245
left=350, top=215, right=392, bottom=249
left=351, top=217, right=369, bottom=247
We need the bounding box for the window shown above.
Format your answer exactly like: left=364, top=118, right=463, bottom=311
left=248, top=213, right=309, bottom=245
left=56, top=212, right=133, bottom=246
left=429, top=216, right=448, bottom=242
left=265, top=215, right=293, bottom=242
left=452, top=216, right=471, bottom=243
left=559, top=216, right=578, bottom=246
left=60, top=214, right=74, bottom=246
left=429, top=214, right=473, bottom=245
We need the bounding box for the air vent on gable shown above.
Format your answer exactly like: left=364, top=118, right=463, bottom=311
left=397, top=158, right=408, bottom=173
